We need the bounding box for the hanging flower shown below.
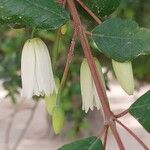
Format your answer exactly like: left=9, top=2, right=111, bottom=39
left=80, top=58, right=105, bottom=113
left=21, top=38, right=57, bottom=99
left=112, top=59, right=134, bottom=95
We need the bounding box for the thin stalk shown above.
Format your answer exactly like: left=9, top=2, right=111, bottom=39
left=104, top=125, right=109, bottom=150
left=116, top=119, right=149, bottom=150
left=85, top=31, right=92, bottom=36
left=56, top=30, right=77, bottom=105
left=52, top=28, right=62, bottom=67
left=115, top=109, right=129, bottom=118
left=109, top=122, right=125, bottom=150
left=75, top=0, right=101, bottom=24
left=31, top=28, right=36, bottom=38
left=12, top=102, right=39, bottom=150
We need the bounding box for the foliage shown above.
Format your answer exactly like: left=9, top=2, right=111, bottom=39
left=129, top=90, right=150, bottom=133
left=92, top=18, right=150, bottom=62
left=59, top=136, right=103, bottom=150
left=82, top=0, right=121, bottom=17
left=0, top=0, right=69, bottom=29
left=0, top=0, right=150, bottom=149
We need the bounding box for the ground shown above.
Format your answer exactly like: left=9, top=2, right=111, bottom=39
left=0, top=81, right=150, bottom=150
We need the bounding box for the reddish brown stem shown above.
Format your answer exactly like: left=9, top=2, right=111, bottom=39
left=116, top=119, right=149, bottom=150
left=115, top=109, right=129, bottom=118
left=104, top=125, right=109, bottom=149
left=109, top=122, right=125, bottom=150
left=67, top=0, right=111, bottom=119
left=59, top=30, right=77, bottom=91
left=75, top=0, right=101, bottom=24
left=85, top=31, right=92, bottom=36
left=66, top=1, right=125, bottom=149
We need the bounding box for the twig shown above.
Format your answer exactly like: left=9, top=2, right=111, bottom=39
left=5, top=101, right=25, bottom=150
left=116, top=119, right=149, bottom=150
left=109, top=122, right=125, bottom=150
left=59, top=30, right=77, bottom=91
left=75, top=0, right=102, bottom=24
left=67, top=0, right=111, bottom=119
left=103, top=125, right=109, bottom=150
left=12, top=101, right=39, bottom=150
left=115, top=109, right=129, bottom=118
left=85, top=31, right=92, bottom=36
left=5, top=109, right=18, bottom=150
left=56, top=30, right=77, bottom=105
left=99, top=126, right=106, bottom=138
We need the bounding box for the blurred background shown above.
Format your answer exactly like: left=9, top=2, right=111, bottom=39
left=0, top=0, right=150, bottom=149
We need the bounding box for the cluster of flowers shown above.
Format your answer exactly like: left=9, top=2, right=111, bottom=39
left=21, top=37, right=134, bottom=133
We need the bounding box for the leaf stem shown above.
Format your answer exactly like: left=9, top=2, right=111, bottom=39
left=116, top=119, right=149, bottom=150
left=52, top=28, right=62, bottom=67
left=85, top=31, right=92, bottom=36
left=115, top=109, right=129, bottom=118
left=75, top=0, right=102, bottom=24
left=31, top=28, right=36, bottom=38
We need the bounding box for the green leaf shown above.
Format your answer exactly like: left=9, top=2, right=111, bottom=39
left=92, top=18, right=150, bottom=62
left=0, top=0, right=69, bottom=30
left=82, top=0, right=121, bottom=17
left=129, top=90, right=150, bottom=133
left=59, top=136, right=103, bottom=150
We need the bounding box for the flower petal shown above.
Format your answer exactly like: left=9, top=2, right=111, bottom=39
left=80, top=59, right=93, bottom=113
left=92, top=58, right=105, bottom=111
left=93, top=82, right=101, bottom=110
left=21, top=39, right=35, bottom=99
left=33, top=38, right=56, bottom=96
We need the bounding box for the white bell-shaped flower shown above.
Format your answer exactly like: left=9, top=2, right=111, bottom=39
left=80, top=58, right=105, bottom=113
left=21, top=38, right=57, bottom=99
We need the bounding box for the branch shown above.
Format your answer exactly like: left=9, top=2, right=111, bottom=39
left=116, top=119, right=149, bottom=150
left=12, top=101, right=39, bottom=150
left=103, top=125, right=109, bottom=149
left=66, top=1, right=126, bottom=149
left=109, top=122, right=125, bottom=150
left=67, top=0, right=111, bottom=119
left=59, top=30, right=77, bottom=91
left=5, top=101, right=25, bottom=150
left=75, top=0, right=102, bottom=24
left=115, top=109, right=129, bottom=118
left=56, top=29, right=77, bottom=104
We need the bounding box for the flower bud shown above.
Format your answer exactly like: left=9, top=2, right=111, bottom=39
left=45, top=78, right=60, bottom=115
left=61, top=25, right=67, bottom=35
left=52, top=106, right=65, bottom=134
left=112, top=59, right=134, bottom=95
left=45, top=92, right=57, bottom=115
